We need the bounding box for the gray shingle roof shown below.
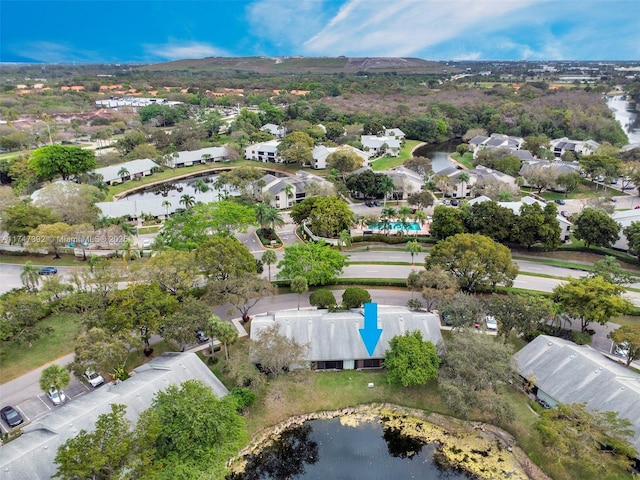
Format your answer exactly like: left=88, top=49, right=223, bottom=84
left=92, top=158, right=159, bottom=184
left=516, top=335, right=640, bottom=457
left=0, top=353, right=228, bottom=479
left=250, top=306, right=443, bottom=362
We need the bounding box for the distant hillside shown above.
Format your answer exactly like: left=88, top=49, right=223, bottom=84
left=139, top=56, right=450, bottom=74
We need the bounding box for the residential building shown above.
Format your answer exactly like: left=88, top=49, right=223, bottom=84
left=311, top=145, right=369, bottom=170
left=468, top=133, right=524, bottom=158
left=95, top=97, right=182, bottom=109
left=447, top=165, right=517, bottom=199
left=91, top=158, right=159, bottom=185
left=550, top=137, right=600, bottom=157
left=260, top=123, right=287, bottom=138
left=244, top=139, right=282, bottom=163
left=164, top=146, right=229, bottom=168
left=611, top=209, right=637, bottom=250
left=360, top=135, right=402, bottom=157
left=516, top=335, right=640, bottom=458
left=0, top=353, right=229, bottom=480
left=386, top=166, right=425, bottom=199
left=384, top=128, right=406, bottom=139
left=256, top=170, right=331, bottom=209
left=250, top=305, right=443, bottom=371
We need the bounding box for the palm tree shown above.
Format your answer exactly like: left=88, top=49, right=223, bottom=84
left=117, top=167, right=130, bottom=182
left=20, top=261, right=40, bottom=290
left=262, top=249, right=278, bottom=282
left=162, top=200, right=172, bottom=217
left=380, top=206, right=397, bottom=235
left=397, top=205, right=412, bottom=235
left=284, top=183, right=294, bottom=207
left=290, top=276, right=308, bottom=310
left=406, top=240, right=423, bottom=265
left=39, top=364, right=71, bottom=396
left=379, top=175, right=395, bottom=207
left=337, top=229, right=352, bottom=251
left=414, top=210, right=427, bottom=233
left=120, top=239, right=139, bottom=262
left=179, top=194, right=196, bottom=209
left=457, top=172, right=471, bottom=198
left=255, top=203, right=284, bottom=234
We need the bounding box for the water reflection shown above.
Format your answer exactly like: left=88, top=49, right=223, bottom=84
left=227, top=417, right=470, bottom=480
left=383, top=425, right=426, bottom=459
left=227, top=424, right=319, bottom=480
left=606, top=95, right=640, bottom=145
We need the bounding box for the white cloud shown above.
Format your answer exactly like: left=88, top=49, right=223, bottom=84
left=302, top=0, right=540, bottom=57
left=13, top=41, right=99, bottom=63
left=246, top=0, right=329, bottom=48
left=145, top=42, right=229, bottom=60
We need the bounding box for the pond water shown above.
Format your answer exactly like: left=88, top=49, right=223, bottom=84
left=606, top=95, right=640, bottom=146
left=227, top=417, right=471, bottom=480
left=120, top=172, right=238, bottom=203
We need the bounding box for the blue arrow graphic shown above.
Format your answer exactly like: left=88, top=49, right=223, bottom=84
left=359, top=302, right=383, bottom=357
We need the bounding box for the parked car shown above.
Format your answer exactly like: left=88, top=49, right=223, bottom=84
left=554, top=199, right=566, bottom=205
left=84, top=369, right=105, bottom=388
left=142, top=239, right=153, bottom=248
left=46, top=388, right=67, bottom=406
left=442, top=199, right=451, bottom=206
left=560, top=210, right=570, bottom=218
left=39, top=267, right=57, bottom=275
left=195, top=330, right=210, bottom=344
left=537, top=399, right=551, bottom=409
left=614, top=341, right=629, bottom=359
left=608, top=197, right=617, bottom=202
left=0, top=406, right=24, bottom=428
left=450, top=199, right=459, bottom=206
left=373, top=200, right=381, bottom=207
left=485, top=316, right=498, bottom=331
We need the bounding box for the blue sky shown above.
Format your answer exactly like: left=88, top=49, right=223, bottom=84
left=1, top=0, right=638, bottom=63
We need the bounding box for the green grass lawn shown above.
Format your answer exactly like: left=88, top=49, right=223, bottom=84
left=370, top=140, right=422, bottom=171
left=450, top=151, right=474, bottom=168
left=105, top=160, right=313, bottom=200
left=0, top=312, right=82, bottom=382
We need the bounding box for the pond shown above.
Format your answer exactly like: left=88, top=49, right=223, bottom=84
left=228, top=410, right=530, bottom=480
left=119, top=169, right=288, bottom=203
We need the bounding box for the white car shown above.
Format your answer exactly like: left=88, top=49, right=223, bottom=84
left=485, top=316, right=498, bottom=331
left=142, top=238, right=153, bottom=248
left=47, top=388, right=68, bottom=406
left=614, top=342, right=629, bottom=359
left=84, top=369, right=105, bottom=387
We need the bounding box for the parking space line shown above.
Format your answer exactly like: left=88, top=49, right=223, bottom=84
left=15, top=405, right=29, bottom=423
left=37, top=395, right=52, bottom=411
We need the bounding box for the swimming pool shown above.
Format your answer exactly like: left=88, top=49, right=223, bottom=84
left=367, top=221, right=421, bottom=231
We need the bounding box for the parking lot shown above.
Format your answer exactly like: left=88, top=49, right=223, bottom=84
left=0, top=376, right=93, bottom=434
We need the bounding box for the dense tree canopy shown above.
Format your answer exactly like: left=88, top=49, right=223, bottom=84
left=196, top=235, right=257, bottom=282
left=609, top=325, right=640, bottom=367
left=573, top=207, right=620, bottom=249
left=158, top=201, right=257, bottom=250
left=29, top=145, right=96, bottom=181
left=384, top=330, right=439, bottom=387
left=439, top=331, right=516, bottom=424
left=429, top=205, right=465, bottom=240
left=427, top=233, right=518, bottom=291
left=534, top=403, right=637, bottom=479
left=276, top=241, right=346, bottom=286
left=553, top=276, right=632, bottom=332
left=2, top=202, right=59, bottom=242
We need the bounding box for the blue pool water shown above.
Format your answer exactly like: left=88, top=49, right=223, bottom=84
left=367, top=221, right=420, bottom=231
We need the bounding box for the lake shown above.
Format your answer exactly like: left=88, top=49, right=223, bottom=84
left=228, top=417, right=471, bottom=480
left=606, top=95, right=640, bottom=146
